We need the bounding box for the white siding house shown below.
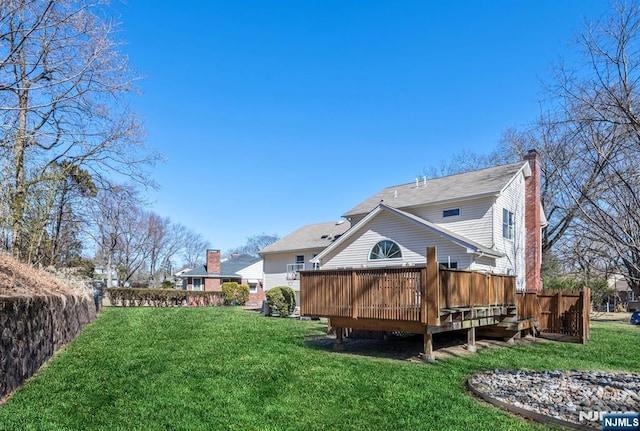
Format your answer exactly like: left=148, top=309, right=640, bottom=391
left=260, top=220, right=351, bottom=304
left=263, top=151, right=545, bottom=294
left=312, top=152, right=544, bottom=291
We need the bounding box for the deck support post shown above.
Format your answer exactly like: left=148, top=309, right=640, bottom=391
left=425, top=247, right=440, bottom=327
left=466, top=326, right=477, bottom=352
left=334, top=327, right=344, bottom=351
left=422, top=332, right=435, bottom=363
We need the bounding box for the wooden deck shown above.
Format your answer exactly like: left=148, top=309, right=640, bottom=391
left=300, top=247, right=537, bottom=361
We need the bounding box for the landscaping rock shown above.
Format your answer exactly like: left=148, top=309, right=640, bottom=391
left=468, top=370, right=640, bottom=429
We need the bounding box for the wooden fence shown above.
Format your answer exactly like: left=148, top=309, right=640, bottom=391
left=516, top=289, right=590, bottom=344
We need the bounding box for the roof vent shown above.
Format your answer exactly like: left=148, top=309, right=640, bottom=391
left=321, top=234, right=329, bottom=239
left=336, top=220, right=345, bottom=225
left=394, top=190, right=398, bottom=198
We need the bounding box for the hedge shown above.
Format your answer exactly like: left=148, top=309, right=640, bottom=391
left=107, top=288, right=224, bottom=307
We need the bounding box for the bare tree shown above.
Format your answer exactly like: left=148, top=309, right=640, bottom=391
left=226, top=233, right=280, bottom=257
left=0, top=0, right=159, bottom=262
left=181, top=230, right=210, bottom=268
left=146, top=216, right=187, bottom=287
left=541, top=2, right=640, bottom=295
left=89, top=184, right=140, bottom=287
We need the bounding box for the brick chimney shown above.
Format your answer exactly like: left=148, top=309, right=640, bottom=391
left=524, top=150, right=542, bottom=291
left=206, top=249, right=221, bottom=274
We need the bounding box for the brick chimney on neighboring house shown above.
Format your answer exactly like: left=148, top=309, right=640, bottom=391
left=206, top=249, right=221, bottom=274
left=524, top=150, right=542, bottom=292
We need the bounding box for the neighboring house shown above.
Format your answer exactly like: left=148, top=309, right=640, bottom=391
left=311, top=151, right=546, bottom=291
left=182, top=250, right=266, bottom=305
left=606, top=274, right=639, bottom=311
left=173, top=266, right=194, bottom=289
left=94, top=265, right=119, bottom=287
left=260, top=220, right=352, bottom=304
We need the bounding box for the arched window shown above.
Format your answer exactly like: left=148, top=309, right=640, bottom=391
left=369, top=240, right=402, bottom=260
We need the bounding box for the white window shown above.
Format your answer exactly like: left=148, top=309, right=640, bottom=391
left=192, top=278, right=202, bottom=291
left=249, top=283, right=257, bottom=293
left=287, top=256, right=305, bottom=280
left=503, top=209, right=514, bottom=239
left=439, top=262, right=458, bottom=269
left=369, top=240, right=402, bottom=260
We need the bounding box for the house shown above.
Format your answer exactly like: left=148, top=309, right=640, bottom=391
left=94, top=265, right=119, bottom=287
left=182, top=250, right=266, bottom=305
left=259, top=220, right=352, bottom=304
left=606, top=274, right=639, bottom=311
left=311, top=151, right=545, bottom=291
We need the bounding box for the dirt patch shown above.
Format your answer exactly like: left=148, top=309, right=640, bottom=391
left=305, top=331, right=545, bottom=363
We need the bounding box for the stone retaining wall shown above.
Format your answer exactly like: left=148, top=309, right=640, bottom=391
left=0, top=293, right=96, bottom=398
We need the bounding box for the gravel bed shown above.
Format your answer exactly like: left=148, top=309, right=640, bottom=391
left=468, top=370, right=640, bottom=429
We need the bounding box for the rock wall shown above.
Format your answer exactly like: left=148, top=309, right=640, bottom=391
left=0, top=293, right=96, bottom=398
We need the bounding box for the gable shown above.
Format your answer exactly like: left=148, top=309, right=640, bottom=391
left=313, top=204, right=502, bottom=268
left=235, top=259, right=264, bottom=280
left=317, top=210, right=475, bottom=269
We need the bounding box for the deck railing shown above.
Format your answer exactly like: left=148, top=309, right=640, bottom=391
left=301, top=267, right=423, bottom=321
left=300, top=247, right=517, bottom=326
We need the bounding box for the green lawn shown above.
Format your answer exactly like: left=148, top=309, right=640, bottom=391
left=0, top=307, right=638, bottom=431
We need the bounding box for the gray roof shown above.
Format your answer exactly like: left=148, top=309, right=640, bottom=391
left=259, top=220, right=352, bottom=254
left=343, top=161, right=529, bottom=218
left=221, top=254, right=261, bottom=274
left=181, top=254, right=261, bottom=278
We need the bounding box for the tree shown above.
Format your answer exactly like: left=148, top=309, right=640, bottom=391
left=181, top=229, right=210, bottom=268
left=90, top=184, right=139, bottom=287
left=427, top=3, right=640, bottom=299
left=226, top=233, right=280, bottom=257
left=538, top=1, right=640, bottom=296
left=0, top=0, right=159, bottom=262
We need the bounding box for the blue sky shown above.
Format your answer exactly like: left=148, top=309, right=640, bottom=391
left=114, top=1, right=611, bottom=253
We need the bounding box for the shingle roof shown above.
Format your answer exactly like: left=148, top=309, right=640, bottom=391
left=221, top=254, right=261, bottom=274
left=259, top=220, right=352, bottom=254
left=342, top=161, right=529, bottom=218
left=181, top=265, right=212, bottom=277
left=181, top=254, right=262, bottom=278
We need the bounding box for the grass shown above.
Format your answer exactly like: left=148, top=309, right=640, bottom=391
left=0, top=308, right=638, bottom=431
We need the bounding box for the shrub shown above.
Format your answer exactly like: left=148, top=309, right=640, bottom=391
left=266, top=286, right=296, bottom=317
left=221, top=282, right=249, bottom=305
left=160, top=280, right=174, bottom=289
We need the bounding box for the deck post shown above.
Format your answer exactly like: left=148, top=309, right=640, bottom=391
left=334, top=327, right=344, bottom=351
left=423, top=331, right=435, bottom=363
left=425, top=247, right=440, bottom=326
left=466, top=326, right=477, bottom=352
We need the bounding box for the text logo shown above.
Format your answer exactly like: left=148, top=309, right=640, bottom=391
left=602, top=413, right=640, bottom=431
